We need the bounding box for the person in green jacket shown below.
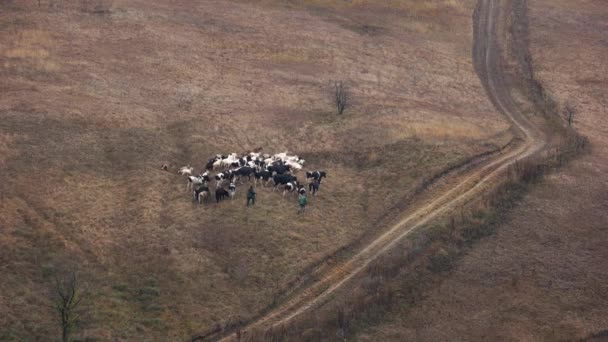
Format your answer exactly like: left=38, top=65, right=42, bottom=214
left=298, top=193, right=307, bottom=214
left=246, top=186, right=256, bottom=206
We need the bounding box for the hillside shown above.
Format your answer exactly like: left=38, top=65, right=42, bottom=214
left=357, top=0, right=608, bottom=340
left=0, top=1, right=512, bottom=340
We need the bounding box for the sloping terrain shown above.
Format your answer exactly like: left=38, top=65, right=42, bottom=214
left=0, top=1, right=511, bottom=340
left=357, top=0, right=608, bottom=340
left=212, top=0, right=556, bottom=339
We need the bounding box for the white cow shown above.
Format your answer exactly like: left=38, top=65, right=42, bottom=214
left=178, top=166, right=194, bottom=176
left=285, top=160, right=303, bottom=170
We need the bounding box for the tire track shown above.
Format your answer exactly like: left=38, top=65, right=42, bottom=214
left=212, top=1, right=547, bottom=340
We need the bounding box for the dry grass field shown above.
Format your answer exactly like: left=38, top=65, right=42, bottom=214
left=356, top=0, right=608, bottom=341
left=0, top=0, right=513, bottom=340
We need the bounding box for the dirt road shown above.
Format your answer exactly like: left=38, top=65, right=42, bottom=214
left=212, top=0, right=547, bottom=340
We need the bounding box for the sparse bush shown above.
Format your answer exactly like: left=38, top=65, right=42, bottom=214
left=427, top=248, right=453, bottom=273
left=564, top=103, right=576, bottom=127
left=111, top=284, right=128, bottom=293
left=333, top=81, right=349, bottom=115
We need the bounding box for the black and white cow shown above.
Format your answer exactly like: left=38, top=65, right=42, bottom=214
left=215, top=188, right=230, bottom=203
left=305, top=171, right=327, bottom=184
left=308, top=179, right=320, bottom=196
left=283, top=181, right=299, bottom=197
left=254, top=159, right=265, bottom=169
left=254, top=169, right=272, bottom=187
left=215, top=170, right=234, bottom=188
left=187, top=175, right=206, bottom=192
left=205, top=157, right=219, bottom=171
left=193, top=185, right=210, bottom=204
left=273, top=174, right=297, bottom=191
left=228, top=182, right=237, bottom=200
left=297, top=183, right=306, bottom=195
left=233, top=166, right=254, bottom=182
left=268, top=164, right=291, bottom=175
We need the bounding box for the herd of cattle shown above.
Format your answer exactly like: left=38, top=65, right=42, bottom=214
left=173, top=152, right=327, bottom=204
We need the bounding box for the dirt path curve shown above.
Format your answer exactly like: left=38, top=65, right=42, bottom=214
left=213, top=1, right=547, bottom=340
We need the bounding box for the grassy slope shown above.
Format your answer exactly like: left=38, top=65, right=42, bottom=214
left=0, top=0, right=508, bottom=340
left=356, top=0, right=608, bottom=340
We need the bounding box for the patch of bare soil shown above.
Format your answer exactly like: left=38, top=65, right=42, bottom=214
left=357, top=0, right=608, bottom=340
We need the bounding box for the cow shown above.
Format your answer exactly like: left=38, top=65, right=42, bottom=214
left=233, top=166, right=254, bottom=182
left=187, top=175, right=206, bottom=192
left=263, top=157, right=275, bottom=166
left=308, top=179, right=320, bottom=195
left=273, top=174, right=297, bottom=191
left=205, top=156, right=220, bottom=170
left=254, top=169, right=272, bottom=187
left=220, top=154, right=238, bottom=169
left=249, top=151, right=262, bottom=159
left=297, top=183, right=306, bottom=195
left=285, top=160, right=303, bottom=171
left=178, top=166, right=194, bottom=176
left=268, top=164, right=290, bottom=175
left=283, top=181, right=299, bottom=197
left=193, top=185, right=210, bottom=204
left=215, top=171, right=234, bottom=188
left=212, top=159, right=223, bottom=170
left=254, top=159, right=265, bottom=168
left=205, top=160, right=214, bottom=170
left=215, top=188, right=230, bottom=203
left=228, top=182, right=237, bottom=200
left=305, top=171, right=327, bottom=184
left=201, top=171, right=211, bottom=182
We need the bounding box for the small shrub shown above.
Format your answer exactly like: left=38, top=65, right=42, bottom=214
left=427, top=248, right=453, bottom=273
left=137, top=286, right=160, bottom=298
left=111, top=284, right=128, bottom=292
left=333, top=81, right=349, bottom=115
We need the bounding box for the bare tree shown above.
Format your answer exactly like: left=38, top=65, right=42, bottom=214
left=333, top=81, right=349, bottom=115
left=53, top=272, right=87, bottom=342
left=564, top=103, right=575, bottom=127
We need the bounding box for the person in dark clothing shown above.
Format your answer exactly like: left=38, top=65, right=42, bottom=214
left=246, top=186, right=256, bottom=206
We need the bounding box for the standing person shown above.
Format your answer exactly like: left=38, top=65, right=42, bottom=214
left=246, top=186, right=256, bottom=206
left=298, top=192, right=307, bottom=214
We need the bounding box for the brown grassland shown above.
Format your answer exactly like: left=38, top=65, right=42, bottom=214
left=0, top=0, right=517, bottom=341
left=353, top=0, right=608, bottom=341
